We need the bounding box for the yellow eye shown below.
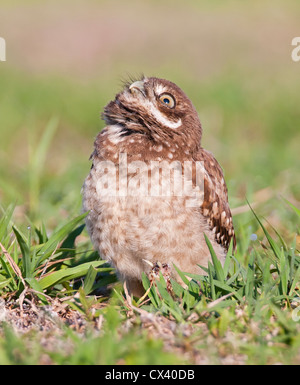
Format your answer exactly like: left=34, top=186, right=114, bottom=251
left=159, top=93, right=176, bottom=108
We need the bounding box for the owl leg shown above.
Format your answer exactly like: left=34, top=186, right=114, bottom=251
left=124, top=278, right=145, bottom=298
left=149, top=262, right=173, bottom=295
left=123, top=263, right=173, bottom=298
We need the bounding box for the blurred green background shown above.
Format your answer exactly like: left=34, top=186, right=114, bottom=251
left=0, top=0, right=299, bottom=237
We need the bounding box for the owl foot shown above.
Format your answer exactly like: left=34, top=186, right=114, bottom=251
left=148, top=261, right=173, bottom=295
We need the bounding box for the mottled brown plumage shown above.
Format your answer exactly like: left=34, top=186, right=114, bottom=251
left=82, top=76, right=235, bottom=296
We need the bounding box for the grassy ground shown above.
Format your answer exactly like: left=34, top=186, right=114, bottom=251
left=0, top=0, right=300, bottom=365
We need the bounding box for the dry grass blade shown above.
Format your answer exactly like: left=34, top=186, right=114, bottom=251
left=207, top=293, right=234, bottom=309
left=123, top=281, right=150, bottom=317
left=37, top=257, right=73, bottom=278
left=0, top=242, right=26, bottom=287
left=231, top=187, right=273, bottom=216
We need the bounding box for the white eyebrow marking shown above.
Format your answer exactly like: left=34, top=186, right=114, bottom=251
left=155, top=84, right=168, bottom=95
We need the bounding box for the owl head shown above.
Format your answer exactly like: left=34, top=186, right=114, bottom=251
left=102, top=76, right=203, bottom=150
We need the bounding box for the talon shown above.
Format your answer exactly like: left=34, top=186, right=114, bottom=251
left=148, top=261, right=173, bottom=295
left=142, top=259, right=154, bottom=268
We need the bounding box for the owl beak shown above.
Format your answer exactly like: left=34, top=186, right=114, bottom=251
left=129, top=80, right=146, bottom=97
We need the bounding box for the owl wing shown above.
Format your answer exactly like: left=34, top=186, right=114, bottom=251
left=196, top=148, right=236, bottom=251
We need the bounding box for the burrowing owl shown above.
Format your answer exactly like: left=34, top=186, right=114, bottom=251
left=82, top=76, right=235, bottom=296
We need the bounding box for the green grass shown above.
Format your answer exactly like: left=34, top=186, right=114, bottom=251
left=0, top=200, right=299, bottom=364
